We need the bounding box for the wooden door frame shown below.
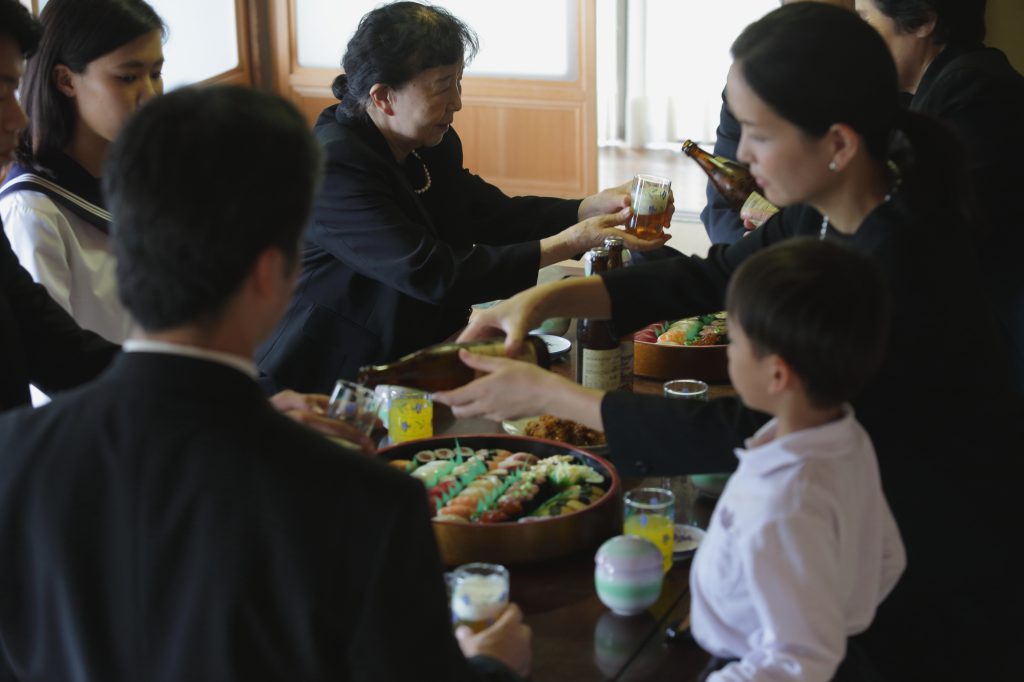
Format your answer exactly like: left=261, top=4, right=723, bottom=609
left=266, top=0, right=597, bottom=197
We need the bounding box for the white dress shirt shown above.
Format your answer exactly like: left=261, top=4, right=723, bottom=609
left=1, top=189, right=131, bottom=344
left=122, top=339, right=258, bottom=379
left=690, top=406, right=905, bottom=682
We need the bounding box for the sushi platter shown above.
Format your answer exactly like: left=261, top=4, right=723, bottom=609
left=379, top=434, right=621, bottom=565
left=632, top=313, right=729, bottom=382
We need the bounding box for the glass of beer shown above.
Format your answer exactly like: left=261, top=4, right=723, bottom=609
left=623, top=488, right=675, bottom=573
left=450, top=562, right=510, bottom=632
left=627, top=174, right=672, bottom=239
left=326, top=379, right=381, bottom=435
left=387, top=386, right=433, bottom=443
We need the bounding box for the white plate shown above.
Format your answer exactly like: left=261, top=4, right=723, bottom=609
left=673, top=524, right=706, bottom=559
left=501, top=416, right=609, bottom=455
left=532, top=333, right=571, bottom=358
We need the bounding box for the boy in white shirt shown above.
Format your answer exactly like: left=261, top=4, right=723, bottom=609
left=689, top=238, right=905, bottom=682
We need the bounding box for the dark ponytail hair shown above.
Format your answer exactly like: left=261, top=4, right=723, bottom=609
left=732, top=3, right=974, bottom=232
left=16, top=0, right=165, bottom=169
left=873, top=0, right=986, bottom=47
left=332, top=1, right=477, bottom=118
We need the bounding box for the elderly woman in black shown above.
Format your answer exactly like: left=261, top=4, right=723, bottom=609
left=257, top=2, right=665, bottom=393
left=856, top=0, right=1024, bottom=390
left=438, top=3, right=1023, bottom=678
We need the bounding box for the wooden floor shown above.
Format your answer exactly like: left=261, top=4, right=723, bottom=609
left=598, top=146, right=712, bottom=258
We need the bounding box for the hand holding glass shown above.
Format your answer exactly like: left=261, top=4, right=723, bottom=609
left=450, top=563, right=510, bottom=632
left=627, top=174, right=672, bottom=240
left=326, top=380, right=381, bottom=435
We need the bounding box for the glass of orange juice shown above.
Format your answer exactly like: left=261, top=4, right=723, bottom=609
left=623, top=488, right=675, bottom=573
left=387, top=386, right=433, bottom=443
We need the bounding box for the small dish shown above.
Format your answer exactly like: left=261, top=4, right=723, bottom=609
left=691, top=473, right=730, bottom=498
left=532, top=333, right=571, bottom=358
left=672, top=524, right=705, bottom=559
left=501, top=416, right=609, bottom=455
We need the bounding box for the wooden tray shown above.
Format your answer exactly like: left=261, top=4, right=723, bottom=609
left=632, top=321, right=729, bottom=382
left=378, top=434, right=621, bottom=566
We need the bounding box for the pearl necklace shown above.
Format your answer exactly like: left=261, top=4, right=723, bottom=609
left=410, top=150, right=431, bottom=194
left=820, top=161, right=901, bottom=239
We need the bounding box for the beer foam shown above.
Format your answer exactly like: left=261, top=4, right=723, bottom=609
left=451, top=574, right=508, bottom=622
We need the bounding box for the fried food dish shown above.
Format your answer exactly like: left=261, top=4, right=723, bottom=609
left=525, top=415, right=607, bottom=447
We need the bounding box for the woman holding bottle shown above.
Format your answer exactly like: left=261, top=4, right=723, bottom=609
left=0, top=0, right=164, bottom=344
left=255, top=2, right=667, bottom=395
left=436, top=3, right=1023, bottom=678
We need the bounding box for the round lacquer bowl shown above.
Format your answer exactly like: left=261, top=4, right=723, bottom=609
left=632, top=321, right=729, bottom=383
left=378, top=434, right=621, bottom=566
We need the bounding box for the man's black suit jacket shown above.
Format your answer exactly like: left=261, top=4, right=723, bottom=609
left=257, top=107, right=581, bottom=394
left=0, top=226, right=116, bottom=411
left=0, top=352, right=518, bottom=682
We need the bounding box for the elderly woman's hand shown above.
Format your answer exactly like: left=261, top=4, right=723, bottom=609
left=579, top=179, right=677, bottom=227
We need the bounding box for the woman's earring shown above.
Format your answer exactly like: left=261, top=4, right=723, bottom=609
left=828, top=160, right=838, bottom=172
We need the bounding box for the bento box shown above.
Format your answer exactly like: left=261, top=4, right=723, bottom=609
left=378, top=434, right=621, bottom=566
left=632, top=314, right=729, bottom=383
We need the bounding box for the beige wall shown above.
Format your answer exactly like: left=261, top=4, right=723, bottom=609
left=987, top=0, right=1024, bottom=73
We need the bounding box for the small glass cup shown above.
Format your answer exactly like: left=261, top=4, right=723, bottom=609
left=387, top=386, right=433, bottom=443
left=623, top=488, right=675, bottom=573
left=663, top=379, right=709, bottom=401
left=626, top=174, right=672, bottom=240
left=326, top=380, right=380, bottom=435
left=450, top=562, right=510, bottom=633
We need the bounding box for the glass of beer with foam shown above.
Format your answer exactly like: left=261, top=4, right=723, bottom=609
left=450, top=562, right=509, bottom=632
left=626, top=174, right=672, bottom=239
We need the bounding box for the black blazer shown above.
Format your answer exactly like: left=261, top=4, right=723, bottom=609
left=257, top=107, right=581, bottom=394
left=0, top=226, right=117, bottom=411
left=910, top=44, right=1024, bottom=390
left=0, top=352, right=520, bottom=682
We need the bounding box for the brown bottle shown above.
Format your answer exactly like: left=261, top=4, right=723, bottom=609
left=681, top=139, right=761, bottom=210
left=356, top=337, right=550, bottom=392
left=575, top=248, right=621, bottom=390
left=602, top=236, right=633, bottom=392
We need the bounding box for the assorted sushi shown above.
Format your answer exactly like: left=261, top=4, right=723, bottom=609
left=632, top=312, right=728, bottom=347
left=392, top=448, right=608, bottom=524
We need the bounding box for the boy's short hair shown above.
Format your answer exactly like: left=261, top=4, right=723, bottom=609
left=726, top=238, right=890, bottom=408
left=103, top=85, right=322, bottom=331
left=0, top=0, right=42, bottom=56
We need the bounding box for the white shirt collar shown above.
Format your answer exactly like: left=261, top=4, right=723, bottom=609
left=122, top=339, right=258, bottom=379
left=736, top=404, right=858, bottom=476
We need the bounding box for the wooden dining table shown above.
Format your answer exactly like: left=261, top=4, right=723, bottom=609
left=427, top=314, right=736, bottom=681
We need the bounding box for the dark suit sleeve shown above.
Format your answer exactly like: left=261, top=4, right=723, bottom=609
left=595, top=207, right=818, bottom=473
left=309, top=140, right=551, bottom=308
left=0, top=230, right=117, bottom=403
left=458, top=168, right=582, bottom=246
left=699, top=92, right=748, bottom=244
left=602, top=204, right=813, bottom=335
left=348, top=481, right=523, bottom=682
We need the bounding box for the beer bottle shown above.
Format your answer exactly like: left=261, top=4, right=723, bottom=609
left=603, top=236, right=633, bottom=392
left=356, top=337, right=550, bottom=392
left=681, top=140, right=778, bottom=226
left=575, top=247, right=622, bottom=391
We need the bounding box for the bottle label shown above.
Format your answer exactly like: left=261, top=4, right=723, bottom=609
left=464, top=341, right=537, bottom=364
left=581, top=348, right=621, bottom=391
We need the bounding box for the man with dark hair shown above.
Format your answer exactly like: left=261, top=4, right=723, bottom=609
left=0, top=84, right=530, bottom=681
left=0, top=0, right=118, bottom=411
